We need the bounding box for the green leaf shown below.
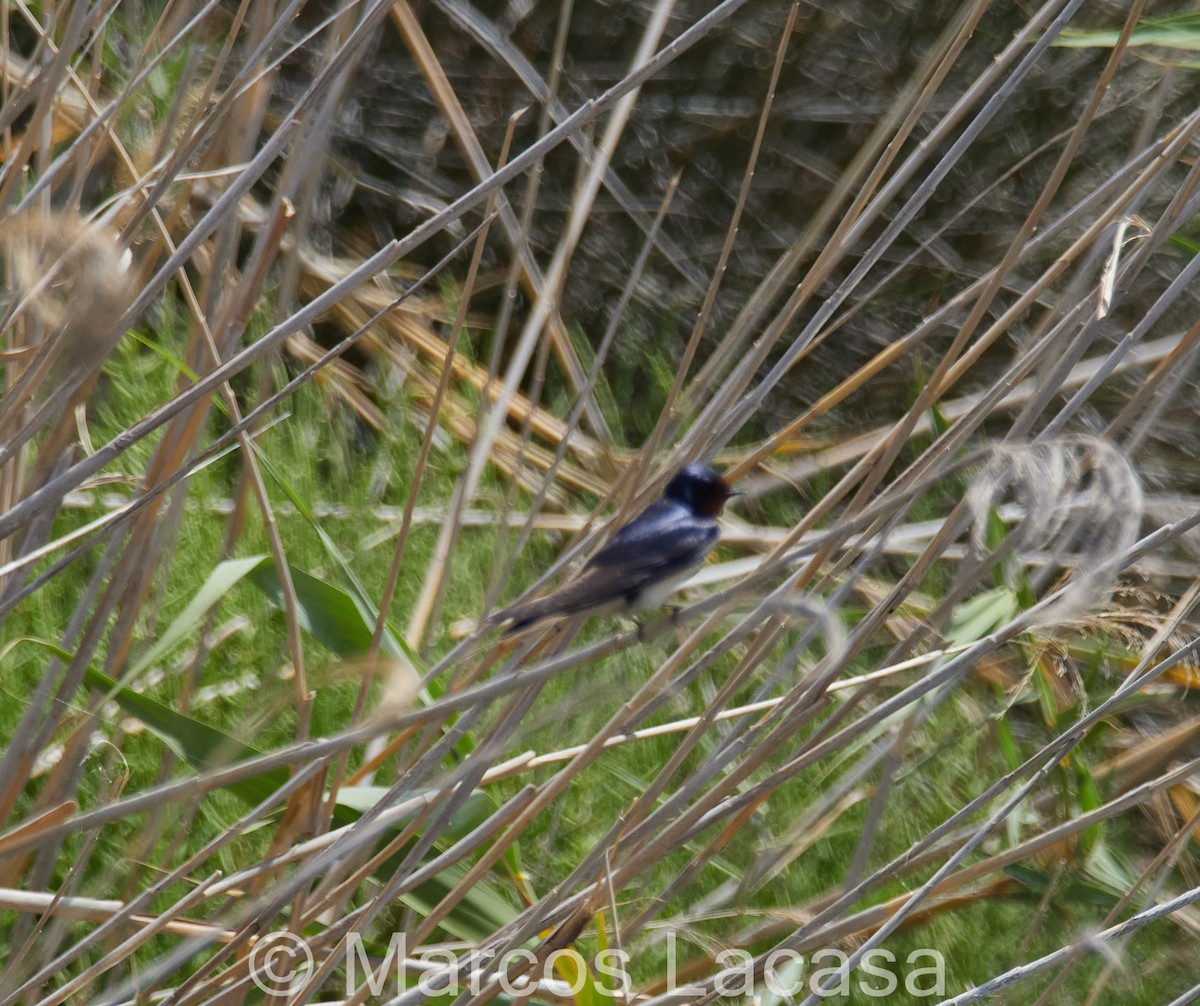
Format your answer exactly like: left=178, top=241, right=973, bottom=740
left=247, top=558, right=474, bottom=760
left=755, top=952, right=806, bottom=1006
left=1169, top=234, right=1200, bottom=256
left=1054, top=14, right=1200, bottom=52
left=127, top=329, right=200, bottom=381
left=249, top=560, right=387, bottom=658
left=17, top=641, right=285, bottom=807
left=946, top=586, right=1019, bottom=648
left=1085, top=842, right=1136, bottom=895
left=333, top=785, right=493, bottom=836
left=1032, top=658, right=1059, bottom=729
left=389, top=860, right=517, bottom=945
left=1008, top=859, right=1128, bottom=912
left=927, top=402, right=950, bottom=438
left=553, top=939, right=597, bottom=1006
left=130, top=555, right=268, bottom=677
left=250, top=448, right=423, bottom=669
left=993, top=702, right=1021, bottom=772
left=984, top=505, right=1008, bottom=554
left=1004, top=860, right=1122, bottom=910
left=1072, top=752, right=1105, bottom=856
left=82, top=664, right=286, bottom=806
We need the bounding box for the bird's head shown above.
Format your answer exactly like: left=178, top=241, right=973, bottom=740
left=664, top=463, right=738, bottom=516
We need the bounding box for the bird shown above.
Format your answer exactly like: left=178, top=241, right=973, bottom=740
left=494, top=463, right=737, bottom=632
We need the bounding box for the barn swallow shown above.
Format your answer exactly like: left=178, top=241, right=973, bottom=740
left=495, top=463, right=737, bottom=632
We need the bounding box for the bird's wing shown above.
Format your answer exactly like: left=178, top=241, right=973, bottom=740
left=498, top=509, right=717, bottom=628
left=584, top=511, right=717, bottom=580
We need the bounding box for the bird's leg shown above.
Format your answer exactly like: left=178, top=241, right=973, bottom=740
left=634, top=606, right=683, bottom=641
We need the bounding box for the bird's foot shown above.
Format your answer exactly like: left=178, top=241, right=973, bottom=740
left=634, top=606, right=683, bottom=641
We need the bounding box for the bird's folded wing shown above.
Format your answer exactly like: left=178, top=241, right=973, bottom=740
left=584, top=517, right=718, bottom=581
left=498, top=518, right=717, bottom=625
